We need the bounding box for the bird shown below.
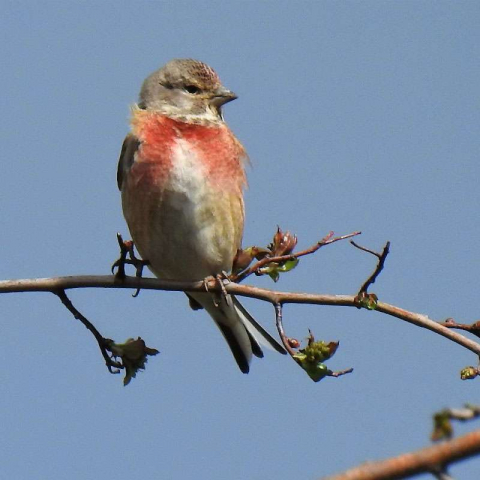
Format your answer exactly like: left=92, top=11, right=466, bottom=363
left=117, top=59, right=286, bottom=373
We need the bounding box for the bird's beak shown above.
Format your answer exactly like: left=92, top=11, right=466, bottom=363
left=210, top=86, right=238, bottom=107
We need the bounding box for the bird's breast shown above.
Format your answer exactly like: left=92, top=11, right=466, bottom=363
left=122, top=112, right=246, bottom=280
left=131, top=112, right=247, bottom=191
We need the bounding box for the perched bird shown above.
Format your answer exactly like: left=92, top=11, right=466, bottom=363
left=117, top=59, right=286, bottom=373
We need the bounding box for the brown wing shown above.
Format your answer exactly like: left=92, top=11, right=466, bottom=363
left=117, top=133, right=140, bottom=191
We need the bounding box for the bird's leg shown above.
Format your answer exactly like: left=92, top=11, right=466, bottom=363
left=111, top=233, right=129, bottom=279
left=202, top=272, right=231, bottom=308
left=111, top=233, right=149, bottom=297
left=202, top=275, right=219, bottom=307
left=112, top=233, right=149, bottom=278
left=219, top=271, right=235, bottom=307
left=216, top=272, right=233, bottom=308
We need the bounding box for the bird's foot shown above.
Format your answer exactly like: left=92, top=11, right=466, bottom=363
left=111, top=233, right=149, bottom=297
left=203, top=272, right=232, bottom=308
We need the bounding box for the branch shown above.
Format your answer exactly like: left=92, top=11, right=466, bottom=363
left=320, top=428, right=480, bottom=480
left=432, top=404, right=480, bottom=441
left=274, top=303, right=353, bottom=380
left=351, top=241, right=391, bottom=294
left=440, top=318, right=480, bottom=339
left=52, top=287, right=159, bottom=384
left=273, top=302, right=296, bottom=356
left=54, top=289, right=122, bottom=373
left=233, top=230, right=361, bottom=283
left=1, top=275, right=480, bottom=358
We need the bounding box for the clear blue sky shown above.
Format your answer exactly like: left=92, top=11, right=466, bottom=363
left=1, top=2, right=479, bottom=479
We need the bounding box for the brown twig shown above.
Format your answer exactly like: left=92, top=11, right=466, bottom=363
left=1, top=275, right=480, bottom=358
left=351, top=240, right=391, bottom=294
left=440, top=318, right=480, bottom=339
left=432, top=404, right=480, bottom=442
left=441, top=405, right=480, bottom=422
left=274, top=303, right=353, bottom=378
left=328, top=367, right=354, bottom=378
left=54, top=289, right=122, bottom=373
left=432, top=470, right=454, bottom=480
left=233, top=230, right=361, bottom=283
left=320, top=428, right=480, bottom=480
left=274, top=303, right=296, bottom=356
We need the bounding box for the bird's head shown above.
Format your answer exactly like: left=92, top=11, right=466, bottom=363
left=138, top=59, right=237, bottom=122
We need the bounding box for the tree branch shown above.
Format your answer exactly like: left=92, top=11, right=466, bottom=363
left=273, top=303, right=354, bottom=379
left=440, top=318, right=480, bottom=339
left=1, top=274, right=480, bottom=357
left=233, top=230, right=361, bottom=283
left=351, top=241, right=391, bottom=294
left=320, top=428, right=480, bottom=480
left=54, top=289, right=122, bottom=373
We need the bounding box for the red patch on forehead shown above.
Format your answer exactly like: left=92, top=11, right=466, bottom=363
left=192, top=62, right=221, bottom=88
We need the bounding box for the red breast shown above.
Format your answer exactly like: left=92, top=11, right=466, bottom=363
left=129, top=109, right=247, bottom=193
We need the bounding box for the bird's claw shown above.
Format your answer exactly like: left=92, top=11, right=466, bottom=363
left=111, top=233, right=149, bottom=297
left=203, top=273, right=232, bottom=308
left=216, top=273, right=230, bottom=299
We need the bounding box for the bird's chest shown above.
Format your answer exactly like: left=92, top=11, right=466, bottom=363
left=128, top=120, right=241, bottom=226
left=128, top=136, right=216, bottom=238
left=130, top=114, right=245, bottom=193
left=122, top=116, right=245, bottom=279
left=163, top=138, right=211, bottom=207
left=123, top=138, right=231, bottom=279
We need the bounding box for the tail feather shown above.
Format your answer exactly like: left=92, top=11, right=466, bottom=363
left=232, top=297, right=287, bottom=355
left=188, top=292, right=286, bottom=373
left=245, top=329, right=264, bottom=358
left=215, top=322, right=252, bottom=373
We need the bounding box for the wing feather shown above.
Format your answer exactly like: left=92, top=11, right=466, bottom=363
left=117, top=133, right=140, bottom=190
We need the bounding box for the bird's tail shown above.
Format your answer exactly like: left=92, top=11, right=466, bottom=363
left=188, top=292, right=286, bottom=373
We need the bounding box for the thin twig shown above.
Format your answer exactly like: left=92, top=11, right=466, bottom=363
left=440, top=318, right=480, bottom=339
left=233, top=231, right=361, bottom=282
left=274, top=303, right=296, bottom=356
left=432, top=469, right=454, bottom=480
left=431, top=404, right=480, bottom=441
left=352, top=240, right=391, bottom=294
left=274, top=303, right=353, bottom=379
left=53, top=289, right=122, bottom=373
left=446, top=405, right=480, bottom=421
left=328, top=367, right=354, bottom=378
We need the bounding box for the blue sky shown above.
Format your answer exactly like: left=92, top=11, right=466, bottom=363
left=1, top=2, right=479, bottom=479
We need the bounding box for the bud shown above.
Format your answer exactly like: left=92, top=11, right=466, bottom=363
left=270, top=227, right=298, bottom=256
left=431, top=412, right=453, bottom=441
left=110, top=337, right=160, bottom=385
left=287, top=338, right=300, bottom=349
left=460, top=366, right=478, bottom=380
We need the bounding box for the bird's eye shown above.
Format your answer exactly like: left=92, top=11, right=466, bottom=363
left=185, top=85, right=200, bottom=94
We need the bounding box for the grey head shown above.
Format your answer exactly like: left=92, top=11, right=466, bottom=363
left=138, top=59, right=237, bottom=121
